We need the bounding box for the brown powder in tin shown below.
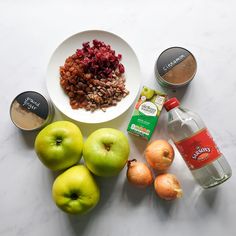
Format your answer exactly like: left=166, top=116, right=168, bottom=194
left=162, top=55, right=196, bottom=84
left=10, top=100, right=45, bottom=130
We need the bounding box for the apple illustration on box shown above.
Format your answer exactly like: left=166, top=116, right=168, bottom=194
left=141, top=86, right=154, bottom=99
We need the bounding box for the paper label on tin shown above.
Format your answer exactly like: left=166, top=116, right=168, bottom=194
left=156, top=47, right=190, bottom=76
left=16, top=92, right=49, bottom=120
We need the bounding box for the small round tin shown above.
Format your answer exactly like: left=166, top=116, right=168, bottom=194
left=155, top=47, right=197, bottom=88
left=10, top=91, right=54, bottom=131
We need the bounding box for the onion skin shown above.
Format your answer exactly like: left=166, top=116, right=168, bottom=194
left=145, top=140, right=175, bottom=171
left=127, top=159, right=153, bottom=187
left=154, top=173, right=183, bottom=200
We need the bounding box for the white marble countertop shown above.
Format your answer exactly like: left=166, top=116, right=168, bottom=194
left=1, top=0, right=236, bottom=235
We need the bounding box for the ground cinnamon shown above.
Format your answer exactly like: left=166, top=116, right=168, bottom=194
left=155, top=47, right=197, bottom=88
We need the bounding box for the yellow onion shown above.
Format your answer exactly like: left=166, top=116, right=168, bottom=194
left=154, top=173, right=183, bottom=200
left=126, top=159, right=153, bottom=187
left=145, top=140, right=174, bottom=171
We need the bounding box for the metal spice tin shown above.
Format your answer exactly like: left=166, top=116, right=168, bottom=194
left=10, top=91, right=54, bottom=131
left=155, top=47, right=197, bottom=88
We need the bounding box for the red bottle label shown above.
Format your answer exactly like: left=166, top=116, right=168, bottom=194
left=174, top=128, right=221, bottom=170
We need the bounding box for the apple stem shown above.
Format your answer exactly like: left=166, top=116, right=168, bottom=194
left=56, top=138, right=62, bottom=145
left=104, top=144, right=111, bottom=151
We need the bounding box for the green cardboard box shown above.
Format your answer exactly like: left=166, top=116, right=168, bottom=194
left=127, top=86, right=167, bottom=141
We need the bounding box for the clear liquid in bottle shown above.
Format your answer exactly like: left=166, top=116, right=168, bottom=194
left=164, top=98, right=232, bottom=189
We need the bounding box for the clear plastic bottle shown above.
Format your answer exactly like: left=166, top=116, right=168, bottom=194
left=164, top=97, right=232, bottom=189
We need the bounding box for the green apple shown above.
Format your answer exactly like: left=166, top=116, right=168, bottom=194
left=52, top=165, right=100, bottom=214
left=141, top=86, right=154, bottom=99
left=34, top=121, right=83, bottom=171
left=83, top=128, right=130, bottom=177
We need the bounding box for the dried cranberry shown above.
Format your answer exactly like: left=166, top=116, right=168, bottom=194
left=74, top=40, right=125, bottom=80
left=118, top=64, right=125, bottom=73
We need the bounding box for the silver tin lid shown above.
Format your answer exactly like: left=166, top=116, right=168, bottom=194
left=155, top=47, right=197, bottom=88
left=10, top=91, right=54, bottom=131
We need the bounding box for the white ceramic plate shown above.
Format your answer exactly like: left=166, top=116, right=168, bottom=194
left=46, top=30, right=141, bottom=123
